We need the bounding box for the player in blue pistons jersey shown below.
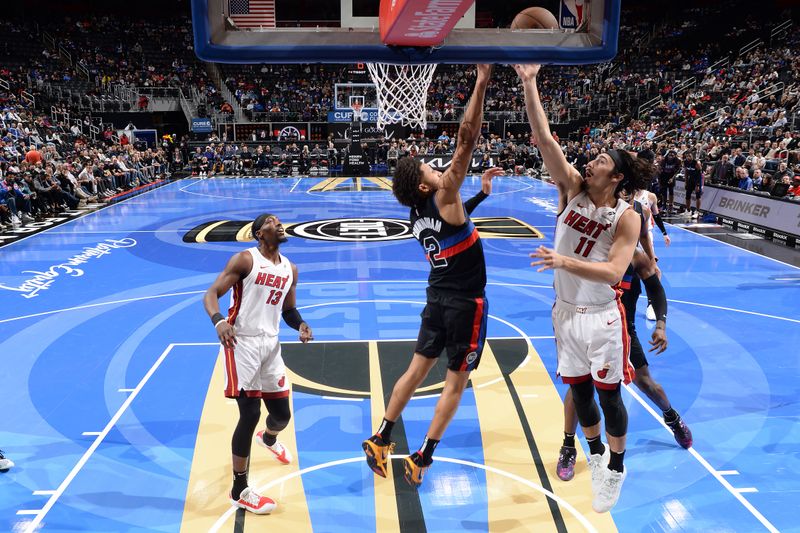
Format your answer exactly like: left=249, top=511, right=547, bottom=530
left=362, top=64, right=503, bottom=488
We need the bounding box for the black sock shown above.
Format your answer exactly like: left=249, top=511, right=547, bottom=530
left=587, top=435, right=605, bottom=456
left=608, top=450, right=625, bottom=473
left=262, top=431, right=277, bottom=446
left=563, top=432, right=576, bottom=448
left=663, top=408, right=679, bottom=424
left=418, top=435, right=439, bottom=465
left=232, top=470, right=248, bottom=500
left=376, top=418, right=395, bottom=442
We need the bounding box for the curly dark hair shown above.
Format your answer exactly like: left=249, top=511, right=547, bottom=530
left=392, top=156, right=424, bottom=208
left=612, top=150, right=655, bottom=196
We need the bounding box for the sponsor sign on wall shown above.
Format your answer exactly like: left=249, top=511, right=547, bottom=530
left=191, top=117, right=213, bottom=133
left=328, top=109, right=380, bottom=123
left=417, top=154, right=497, bottom=171
left=675, top=179, right=800, bottom=239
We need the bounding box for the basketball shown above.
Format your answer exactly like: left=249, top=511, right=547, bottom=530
left=510, top=7, right=559, bottom=30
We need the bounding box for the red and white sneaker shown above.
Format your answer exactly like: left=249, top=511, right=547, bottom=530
left=230, top=487, right=276, bottom=514
left=256, top=430, right=293, bottom=465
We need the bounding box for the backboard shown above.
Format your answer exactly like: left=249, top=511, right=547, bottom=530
left=191, top=0, right=620, bottom=65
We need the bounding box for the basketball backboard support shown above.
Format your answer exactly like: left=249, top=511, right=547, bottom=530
left=191, top=0, right=620, bottom=65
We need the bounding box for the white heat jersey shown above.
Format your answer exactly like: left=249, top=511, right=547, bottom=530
left=634, top=189, right=654, bottom=230
left=553, top=191, right=630, bottom=305
left=227, top=248, right=293, bottom=336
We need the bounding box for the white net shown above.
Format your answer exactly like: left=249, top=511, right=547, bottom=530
left=366, top=62, right=438, bottom=131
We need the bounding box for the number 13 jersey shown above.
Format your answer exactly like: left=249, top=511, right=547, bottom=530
left=553, top=191, right=630, bottom=305
left=410, top=195, right=486, bottom=297
left=228, top=248, right=293, bottom=336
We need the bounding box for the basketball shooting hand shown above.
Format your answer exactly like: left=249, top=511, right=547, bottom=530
left=649, top=327, right=668, bottom=354
left=299, top=323, right=314, bottom=343
left=513, top=64, right=541, bottom=82
left=481, top=167, right=504, bottom=194
left=530, top=245, right=565, bottom=272
left=215, top=321, right=237, bottom=349
left=476, top=64, right=494, bottom=81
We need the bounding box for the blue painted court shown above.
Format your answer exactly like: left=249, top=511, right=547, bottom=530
left=1, top=175, right=797, bottom=532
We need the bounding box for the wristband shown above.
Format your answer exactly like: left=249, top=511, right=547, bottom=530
left=282, top=308, right=305, bottom=330
left=211, top=312, right=225, bottom=327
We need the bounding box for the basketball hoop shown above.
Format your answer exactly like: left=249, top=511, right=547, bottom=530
left=366, top=62, right=437, bottom=131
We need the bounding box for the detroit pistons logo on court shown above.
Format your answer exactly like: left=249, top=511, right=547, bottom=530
left=287, top=218, right=412, bottom=242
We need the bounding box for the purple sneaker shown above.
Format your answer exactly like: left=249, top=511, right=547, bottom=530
left=556, top=446, right=577, bottom=481
left=668, top=417, right=693, bottom=449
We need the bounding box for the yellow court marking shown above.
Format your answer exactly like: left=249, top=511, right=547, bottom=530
left=368, top=341, right=401, bottom=533
left=307, top=178, right=336, bottom=192
left=195, top=221, right=229, bottom=243
left=472, top=342, right=560, bottom=532
left=181, top=347, right=312, bottom=532
left=364, top=177, right=393, bottom=191
left=323, top=178, right=349, bottom=192
left=508, top=343, right=619, bottom=532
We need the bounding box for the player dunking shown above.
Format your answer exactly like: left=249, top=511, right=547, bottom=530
left=516, top=63, right=650, bottom=512
left=204, top=213, right=313, bottom=515
left=362, top=64, right=501, bottom=488
left=555, top=192, right=693, bottom=483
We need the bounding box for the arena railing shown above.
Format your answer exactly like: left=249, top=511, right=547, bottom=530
left=739, top=38, right=764, bottom=58
left=770, top=20, right=792, bottom=44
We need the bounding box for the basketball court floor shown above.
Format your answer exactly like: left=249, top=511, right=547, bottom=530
left=1, top=175, right=797, bottom=532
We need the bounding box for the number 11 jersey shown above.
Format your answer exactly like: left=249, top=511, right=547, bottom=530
left=553, top=191, right=630, bottom=305
left=228, top=248, right=293, bottom=336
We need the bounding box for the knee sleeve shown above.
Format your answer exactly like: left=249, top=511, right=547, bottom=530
left=264, top=397, right=291, bottom=432
left=231, top=394, right=261, bottom=457
left=570, top=380, right=601, bottom=428
left=597, top=386, right=628, bottom=437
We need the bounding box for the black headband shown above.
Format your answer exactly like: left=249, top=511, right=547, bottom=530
left=607, top=149, right=625, bottom=174
left=251, top=213, right=275, bottom=238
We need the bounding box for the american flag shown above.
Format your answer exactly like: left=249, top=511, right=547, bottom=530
left=229, top=0, right=276, bottom=28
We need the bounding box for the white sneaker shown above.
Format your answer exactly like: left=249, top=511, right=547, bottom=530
left=11, top=215, right=21, bottom=227
left=230, top=486, right=276, bottom=514
left=646, top=304, right=656, bottom=321
left=588, top=446, right=610, bottom=494
left=21, top=213, right=34, bottom=223
left=0, top=450, right=13, bottom=471
left=593, top=466, right=627, bottom=513
left=256, top=430, right=293, bottom=464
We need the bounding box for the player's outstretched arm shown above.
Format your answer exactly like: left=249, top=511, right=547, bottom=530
left=514, top=64, right=582, bottom=205
left=530, top=209, right=640, bottom=284
left=282, top=263, right=313, bottom=343
left=438, top=64, right=492, bottom=200
left=204, top=252, right=251, bottom=348
left=464, top=167, right=503, bottom=214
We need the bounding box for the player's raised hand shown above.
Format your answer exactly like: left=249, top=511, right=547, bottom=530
left=476, top=64, right=494, bottom=81
left=530, top=245, right=565, bottom=272
left=481, top=167, right=504, bottom=194
left=215, top=321, right=237, bottom=349
left=299, top=322, right=314, bottom=343
left=513, top=64, right=541, bottom=82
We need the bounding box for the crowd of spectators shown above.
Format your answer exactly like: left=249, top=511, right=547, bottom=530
left=0, top=90, right=171, bottom=230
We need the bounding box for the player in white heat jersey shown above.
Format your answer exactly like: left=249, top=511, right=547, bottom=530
left=516, top=64, right=654, bottom=513
left=204, top=213, right=313, bottom=515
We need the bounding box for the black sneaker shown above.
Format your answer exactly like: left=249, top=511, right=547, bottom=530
left=556, top=445, right=577, bottom=481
